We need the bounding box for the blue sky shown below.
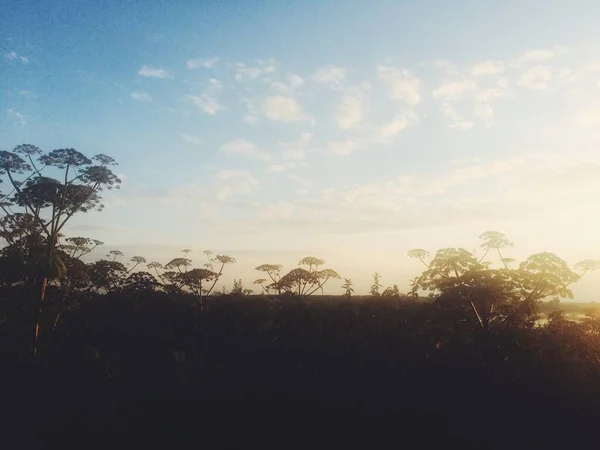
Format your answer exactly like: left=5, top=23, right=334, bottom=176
left=2, top=0, right=600, bottom=298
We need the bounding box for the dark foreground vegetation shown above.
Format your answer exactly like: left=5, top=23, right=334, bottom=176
left=2, top=144, right=600, bottom=448
left=4, top=292, right=600, bottom=449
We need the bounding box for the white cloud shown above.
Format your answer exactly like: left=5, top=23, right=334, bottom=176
left=518, top=49, right=555, bottom=63
left=187, top=57, right=218, bottom=69
left=327, top=140, right=360, bottom=156
left=207, top=78, right=223, bottom=92
left=288, top=74, right=304, bottom=89
left=7, top=108, right=28, bottom=126
left=432, top=75, right=507, bottom=129
left=377, top=65, right=421, bottom=106
left=470, top=60, right=505, bottom=76
left=518, top=65, right=552, bottom=90
left=4, top=51, right=28, bottom=64
left=220, top=139, right=270, bottom=161
left=280, top=132, right=313, bottom=162
left=188, top=78, right=224, bottom=114
left=138, top=65, right=173, bottom=79
left=379, top=111, right=418, bottom=139
left=265, top=133, right=313, bottom=172
left=215, top=170, right=259, bottom=200
left=234, top=59, right=276, bottom=81
left=262, top=95, right=308, bottom=122
left=130, top=91, right=152, bottom=101
left=180, top=134, right=203, bottom=145
left=271, top=74, right=304, bottom=95
left=311, top=66, right=347, bottom=87
left=334, top=95, right=364, bottom=129
left=236, top=65, right=261, bottom=80
left=474, top=84, right=509, bottom=102
left=440, top=102, right=462, bottom=121
left=191, top=94, right=223, bottom=115
left=439, top=103, right=475, bottom=130
left=432, top=79, right=478, bottom=100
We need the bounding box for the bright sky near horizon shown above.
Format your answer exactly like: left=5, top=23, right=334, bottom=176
left=1, top=0, right=600, bottom=299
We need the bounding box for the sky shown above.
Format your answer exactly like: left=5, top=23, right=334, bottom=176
left=1, top=0, right=600, bottom=299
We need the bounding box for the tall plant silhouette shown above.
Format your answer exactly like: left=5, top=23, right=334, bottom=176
left=0, top=144, right=120, bottom=355
left=409, top=232, right=600, bottom=330
left=273, top=257, right=341, bottom=299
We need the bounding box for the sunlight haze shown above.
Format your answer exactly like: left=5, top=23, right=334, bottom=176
left=2, top=0, right=599, bottom=299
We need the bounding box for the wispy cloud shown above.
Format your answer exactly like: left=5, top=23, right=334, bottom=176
left=180, top=134, right=203, bottom=145
left=265, top=133, right=314, bottom=172
left=327, top=140, right=361, bottom=156
left=311, top=65, right=347, bottom=87
left=130, top=90, right=152, bottom=101
left=4, top=51, right=28, bottom=64
left=518, top=49, right=556, bottom=63
left=377, top=65, right=421, bottom=106
left=234, top=59, right=276, bottom=81
left=262, top=95, right=309, bottom=122
left=518, top=65, right=552, bottom=90
left=271, top=74, right=304, bottom=95
left=219, top=139, right=271, bottom=161
left=431, top=71, right=507, bottom=129
left=187, top=57, right=218, bottom=69
left=440, top=103, right=475, bottom=130
left=432, top=79, right=478, bottom=100
left=189, top=78, right=224, bottom=115
left=7, top=108, right=28, bottom=126
left=379, top=111, right=419, bottom=140
left=335, top=94, right=364, bottom=129
left=278, top=132, right=313, bottom=167
left=138, top=65, right=173, bottom=79
left=253, top=200, right=296, bottom=221
left=18, top=90, right=36, bottom=99
left=216, top=170, right=259, bottom=200
left=428, top=59, right=460, bottom=75
left=470, top=60, right=505, bottom=76
left=191, top=94, right=224, bottom=114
